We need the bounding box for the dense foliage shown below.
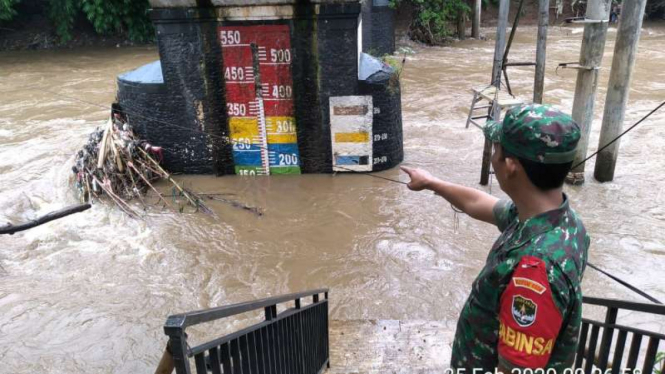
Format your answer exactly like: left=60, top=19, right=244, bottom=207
left=646, top=0, right=665, bottom=19
left=390, top=0, right=471, bottom=44
left=0, top=0, right=20, bottom=21
left=389, top=0, right=665, bottom=45
left=79, top=0, right=153, bottom=42
left=0, top=0, right=153, bottom=43
left=1, top=0, right=664, bottom=45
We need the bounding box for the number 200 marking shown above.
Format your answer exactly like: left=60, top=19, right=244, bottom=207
left=279, top=153, right=298, bottom=166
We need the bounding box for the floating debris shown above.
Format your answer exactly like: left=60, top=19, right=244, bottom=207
left=73, top=110, right=213, bottom=217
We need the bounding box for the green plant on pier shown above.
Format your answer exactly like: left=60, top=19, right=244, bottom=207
left=655, top=351, right=664, bottom=374
left=382, top=55, right=403, bottom=74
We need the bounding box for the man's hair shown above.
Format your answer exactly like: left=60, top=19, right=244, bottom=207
left=502, top=149, right=573, bottom=191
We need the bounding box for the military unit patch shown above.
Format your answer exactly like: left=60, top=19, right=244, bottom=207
left=512, top=277, right=546, bottom=294
left=512, top=295, right=538, bottom=327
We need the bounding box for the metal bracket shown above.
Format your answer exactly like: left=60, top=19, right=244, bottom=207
left=565, top=17, right=610, bottom=24
left=556, top=62, right=599, bottom=75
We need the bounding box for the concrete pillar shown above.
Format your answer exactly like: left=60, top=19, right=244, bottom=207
left=594, top=0, right=648, bottom=182
left=472, top=0, right=481, bottom=39
left=565, top=0, right=611, bottom=185
left=533, top=0, right=549, bottom=104
left=480, top=0, right=510, bottom=186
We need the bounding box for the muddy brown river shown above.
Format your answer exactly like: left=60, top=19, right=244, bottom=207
left=1, top=24, right=664, bottom=373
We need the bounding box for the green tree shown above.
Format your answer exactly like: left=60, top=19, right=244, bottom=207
left=390, top=0, right=471, bottom=44
left=47, top=0, right=153, bottom=43
left=0, top=0, right=20, bottom=21
left=81, top=0, right=153, bottom=42
left=48, top=0, right=79, bottom=42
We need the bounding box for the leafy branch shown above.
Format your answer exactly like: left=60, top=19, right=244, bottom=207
left=390, top=0, right=471, bottom=44
left=1, top=0, right=153, bottom=43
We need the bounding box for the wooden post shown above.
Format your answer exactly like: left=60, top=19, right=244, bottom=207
left=480, top=0, right=510, bottom=186
left=594, top=0, right=648, bottom=182
left=565, top=0, right=612, bottom=185
left=457, top=8, right=466, bottom=40
left=153, top=345, right=175, bottom=374
left=472, top=0, right=481, bottom=39
left=533, top=0, right=550, bottom=104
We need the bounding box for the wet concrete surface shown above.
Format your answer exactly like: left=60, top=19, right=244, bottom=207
left=327, top=319, right=454, bottom=373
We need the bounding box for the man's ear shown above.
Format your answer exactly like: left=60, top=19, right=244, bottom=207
left=504, top=156, right=520, bottom=178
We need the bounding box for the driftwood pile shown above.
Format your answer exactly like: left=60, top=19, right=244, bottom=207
left=73, top=112, right=213, bottom=217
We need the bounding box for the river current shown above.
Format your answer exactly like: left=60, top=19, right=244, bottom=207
left=0, top=24, right=664, bottom=373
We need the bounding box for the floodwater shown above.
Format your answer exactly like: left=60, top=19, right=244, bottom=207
left=1, top=24, right=665, bottom=373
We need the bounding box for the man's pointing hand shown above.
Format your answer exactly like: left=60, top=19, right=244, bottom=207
left=400, top=166, right=434, bottom=191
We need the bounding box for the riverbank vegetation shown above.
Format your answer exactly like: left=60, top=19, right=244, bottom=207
left=648, top=0, right=665, bottom=19
left=1, top=0, right=665, bottom=50
left=393, top=0, right=665, bottom=45
left=391, top=0, right=470, bottom=44
left=0, top=0, right=152, bottom=48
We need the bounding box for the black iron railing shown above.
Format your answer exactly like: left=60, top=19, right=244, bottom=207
left=577, top=296, right=665, bottom=374
left=164, top=289, right=330, bottom=374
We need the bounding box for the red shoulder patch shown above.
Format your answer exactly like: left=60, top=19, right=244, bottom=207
left=498, top=256, right=563, bottom=368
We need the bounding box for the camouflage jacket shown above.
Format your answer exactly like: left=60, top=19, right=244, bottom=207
left=451, top=194, right=589, bottom=371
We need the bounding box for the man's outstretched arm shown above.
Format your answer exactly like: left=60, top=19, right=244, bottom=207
left=401, top=166, right=499, bottom=225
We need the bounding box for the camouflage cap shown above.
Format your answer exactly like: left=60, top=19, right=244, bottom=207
left=483, top=104, right=581, bottom=164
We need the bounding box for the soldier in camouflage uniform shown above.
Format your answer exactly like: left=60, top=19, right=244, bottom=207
left=402, top=104, right=589, bottom=372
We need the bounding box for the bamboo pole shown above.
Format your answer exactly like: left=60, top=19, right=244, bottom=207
left=566, top=0, right=612, bottom=184
left=137, top=148, right=213, bottom=215
left=97, top=120, right=112, bottom=169
left=594, top=0, right=648, bottom=182
left=127, top=162, right=173, bottom=209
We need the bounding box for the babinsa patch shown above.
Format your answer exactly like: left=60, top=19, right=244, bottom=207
left=512, top=295, right=537, bottom=327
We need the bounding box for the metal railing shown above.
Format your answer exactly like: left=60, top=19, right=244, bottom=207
left=164, top=289, right=330, bottom=374
left=577, top=296, right=665, bottom=374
